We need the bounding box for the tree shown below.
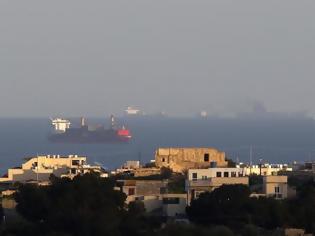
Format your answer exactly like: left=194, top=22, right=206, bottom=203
left=160, top=167, right=172, bottom=179
left=187, top=184, right=289, bottom=230
left=167, top=173, right=186, bottom=193
left=241, top=224, right=259, bottom=236
left=287, top=180, right=315, bottom=233
left=15, top=184, right=50, bottom=221
left=128, top=201, right=145, bottom=216
left=0, top=203, right=3, bottom=234
left=157, top=224, right=234, bottom=236
left=15, top=173, right=126, bottom=236
left=187, top=184, right=251, bottom=226
left=0, top=202, right=3, bottom=224
left=120, top=200, right=151, bottom=236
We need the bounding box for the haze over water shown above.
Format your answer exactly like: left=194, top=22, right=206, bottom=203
left=1, top=1, right=315, bottom=174
left=0, top=116, right=314, bottom=174
left=1, top=1, right=315, bottom=118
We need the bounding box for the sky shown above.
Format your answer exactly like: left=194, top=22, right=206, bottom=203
left=0, top=0, right=315, bottom=117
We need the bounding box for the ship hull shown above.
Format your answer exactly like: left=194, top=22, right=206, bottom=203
left=48, top=129, right=131, bottom=144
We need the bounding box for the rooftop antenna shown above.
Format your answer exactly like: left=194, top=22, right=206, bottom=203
left=249, top=145, right=253, bottom=175
left=138, top=151, right=142, bottom=166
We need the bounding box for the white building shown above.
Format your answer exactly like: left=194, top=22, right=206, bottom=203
left=188, top=167, right=246, bottom=181
left=0, top=155, right=107, bottom=183
left=123, top=160, right=141, bottom=169
left=239, top=163, right=292, bottom=176
left=262, top=175, right=288, bottom=199
left=186, top=167, right=249, bottom=203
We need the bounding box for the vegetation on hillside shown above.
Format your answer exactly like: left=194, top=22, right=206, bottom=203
left=187, top=182, right=315, bottom=234
left=2, top=172, right=315, bottom=235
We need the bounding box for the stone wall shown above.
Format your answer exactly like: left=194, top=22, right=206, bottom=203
left=155, top=147, right=227, bottom=173
left=134, top=168, right=161, bottom=177
left=136, top=180, right=167, bottom=195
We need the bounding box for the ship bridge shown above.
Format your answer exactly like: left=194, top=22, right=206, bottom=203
left=51, top=118, right=71, bottom=133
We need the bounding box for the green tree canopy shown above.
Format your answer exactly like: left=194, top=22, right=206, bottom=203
left=187, top=184, right=286, bottom=230
left=15, top=173, right=126, bottom=236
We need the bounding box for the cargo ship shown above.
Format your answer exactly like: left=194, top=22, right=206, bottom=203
left=48, top=115, right=132, bottom=143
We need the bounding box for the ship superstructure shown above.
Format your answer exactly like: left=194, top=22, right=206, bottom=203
left=51, top=118, right=71, bottom=133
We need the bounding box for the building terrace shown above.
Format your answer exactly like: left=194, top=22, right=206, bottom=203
left=0, top=154, right=107, bottom=184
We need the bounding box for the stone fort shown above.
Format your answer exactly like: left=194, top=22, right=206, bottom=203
left=155, top=147, right=227, bottom=173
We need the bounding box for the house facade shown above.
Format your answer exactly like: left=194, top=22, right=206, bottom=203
left=262, top=175, right=288, bottom=199
left=186, top=167, right=249, bottom=203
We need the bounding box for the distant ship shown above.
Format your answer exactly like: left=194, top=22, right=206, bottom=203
left=124, top=106, right=143, bottom=116
left=48, top=115, right=132, bottom=143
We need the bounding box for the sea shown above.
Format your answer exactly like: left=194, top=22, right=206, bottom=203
left=0, top=116, right=315, bottom=174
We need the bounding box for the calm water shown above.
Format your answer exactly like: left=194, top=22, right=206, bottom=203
left=0, top=117, right=315, bottom=174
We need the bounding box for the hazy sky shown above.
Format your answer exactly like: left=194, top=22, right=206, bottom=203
left=1, top=0, right=315, bottom=117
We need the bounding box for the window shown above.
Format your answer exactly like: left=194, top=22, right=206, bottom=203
left=128, top=188, right=135, bottom=196
left=238, top=172, right=243, bottom=177
left=162, top=158, right=165, bottom=162
left=192, top=173, right=197, bottom=180
left=275, top=186, right=280, bottom=193
left=216, top=172, right=222, bottom=177
left=231, top=172, right=236, bottom=177
left=72, top=160, right=80, bottom=166
left=32, top=162, right=38, bottom=169
left=71, top=168, right=76, bottom=174
left=202, top=176, right=207, bottom=180
left=224, top=172, right=229, bottom=177
left=204, top=153, right=209, bottom=162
